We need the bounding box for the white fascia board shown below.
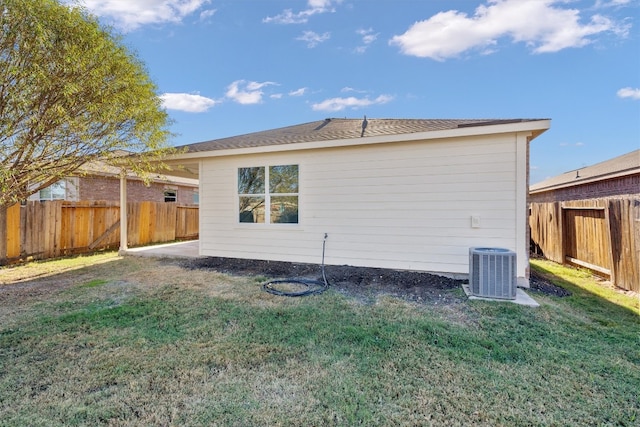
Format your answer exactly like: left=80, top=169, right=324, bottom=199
left=167, top=119, right=552, bottom=161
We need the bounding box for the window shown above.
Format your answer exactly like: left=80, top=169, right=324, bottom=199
left=192, top=191, right=199, bottom=205
left=238, top=164, right=298, bottom=224
left=164, top=189, right=177, bottom=202
left=39, top=180, right=66, bottom=201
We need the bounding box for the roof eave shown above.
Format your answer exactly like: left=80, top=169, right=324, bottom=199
left=165, top=119, right=551, bottom=162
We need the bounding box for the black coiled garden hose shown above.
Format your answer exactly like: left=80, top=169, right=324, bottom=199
left=262, top=234, right=329, bottom=297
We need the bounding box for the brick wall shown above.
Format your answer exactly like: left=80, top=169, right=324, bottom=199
left=78, top=175, right=198, bottom=204
left=529, top=174, right=640, bottom=203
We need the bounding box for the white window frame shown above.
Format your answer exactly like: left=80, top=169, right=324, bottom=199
left=39, top=180, right=66, bottom=201
left=238, top=164, right=299, bottom=225
left=163, top=189, right=177, bottom=203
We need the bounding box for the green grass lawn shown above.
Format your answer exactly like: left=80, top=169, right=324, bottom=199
left=1, top=254, right=638, bottom=426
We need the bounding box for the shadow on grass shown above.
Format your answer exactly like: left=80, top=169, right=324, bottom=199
left=0, top=252, right=174, bottom=322
left=0, top=252, right=126, bottom=287
left=530, top=258, right=639, bottom=317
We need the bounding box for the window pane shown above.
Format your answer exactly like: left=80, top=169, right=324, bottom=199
left=238, top=167, right=265, bottom=194
left=269, top=165, right=298, bottom=194
left=270, top=196, right=298, bottom=224
left=39, top=187, right=52, bottom=200
left=239, top=196, right=265, bottom=223
left=50, top=181, right=65, bottom=199
left=164, top=190, right=177, bottom=202
left=40, top=180, right=65, bottom=200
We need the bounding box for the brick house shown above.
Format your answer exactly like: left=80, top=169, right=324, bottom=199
left=529, top=149, right=639, bottom=202
left=29, top=157, right=199, bottom=205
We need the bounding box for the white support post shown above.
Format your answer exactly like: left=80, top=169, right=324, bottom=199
left=118, top=170, right=128, bottom=254
left=516, top=132, right=531, bottom=288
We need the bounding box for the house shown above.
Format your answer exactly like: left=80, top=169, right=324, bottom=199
left=29, top=155, right=199, bottom=205
left=529, top=149, right=639, bottom=291
left=164, top=118, right=551, bottom=286
left=529, top=149, right=639, bottom=202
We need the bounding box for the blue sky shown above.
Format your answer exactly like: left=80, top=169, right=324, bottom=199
left=71, top=0, right=639, bottom=184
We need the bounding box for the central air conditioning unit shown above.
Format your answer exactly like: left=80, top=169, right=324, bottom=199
left=469, top=247, right=517, bottom=300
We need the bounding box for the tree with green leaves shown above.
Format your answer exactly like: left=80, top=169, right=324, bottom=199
left=0, top=0, right=175, bottom=262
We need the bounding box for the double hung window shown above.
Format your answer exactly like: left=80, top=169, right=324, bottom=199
left=39, top=180, right=66, bottom=201
left=238, top=165, right=298, bottom=224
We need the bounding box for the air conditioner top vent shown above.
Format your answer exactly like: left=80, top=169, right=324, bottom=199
left=472, top=247, right=512, bottom=253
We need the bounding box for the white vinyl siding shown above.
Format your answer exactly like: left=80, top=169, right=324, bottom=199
left=198, top=133, right=527, bottom=278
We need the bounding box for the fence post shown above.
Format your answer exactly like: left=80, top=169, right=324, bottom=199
left=0, top=206, right=6, bottom=265
left=119, top=171, right=128, bottom=254
left=605, top=200, right=616, bottom=286
left=634, top=200, right=640, bottom=291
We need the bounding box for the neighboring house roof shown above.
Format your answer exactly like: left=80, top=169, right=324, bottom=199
left=530, top=149, right=640, bottom=194
left=78, top=154, right=199, bottom=187
left=166, top=117, right=550, bottom=178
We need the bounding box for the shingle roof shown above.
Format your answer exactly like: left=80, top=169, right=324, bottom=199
left=180, top=118, right=544, bottom=153
left=530, top=149, right=640, bottom=193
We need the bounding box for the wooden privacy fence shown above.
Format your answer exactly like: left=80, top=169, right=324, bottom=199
left=530, top=197, right=639, bottom=292
left=3, top=201, right=198, bottom=264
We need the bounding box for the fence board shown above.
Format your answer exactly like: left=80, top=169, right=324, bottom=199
left=530, top=202, right=563, bottom=262
left=608, top=199, right=640, bottom=291
left=563, top=208, right=611, bottom=274
left=6, top=204, right=21, bottom=259
left=126, top=202, right=139, bottom=247
left=2, top=201, right=198, bottom=265
left=176, top=206, right=199, bottom=239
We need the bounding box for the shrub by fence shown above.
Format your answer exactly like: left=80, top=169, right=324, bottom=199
left=2, top=201, right=198, bottom=265
left=530, top=197, right=639, bottom=292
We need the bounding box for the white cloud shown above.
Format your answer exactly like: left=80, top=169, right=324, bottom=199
left=308, top=0, right=335, bottom=8
left=160, top=93, right=218, bottom=113
left=595, top=0, right=631, bottom=8
left=341, top=87, right=367, bottom=94
left=355, top=28, right=379, bottom=53
left=296, top=31, right=331, bottom=48
left=357, top=28, right=378, bottom=45
left=289, top=88, right=308, bottom=97
left=263, top=0, right=341, bottom=24
left=389, top=0, right=631, bottom=61
left=617, top=87, right=640, bottom=100
left=77, top=0, right=210, bottom=31
left=225, top=80, right=277, bottom=105
left=312, top=94, right=393, bottom=112
left=263, top=9, right=311, bottom=25
left=199, top=8, right=217, bottom=21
